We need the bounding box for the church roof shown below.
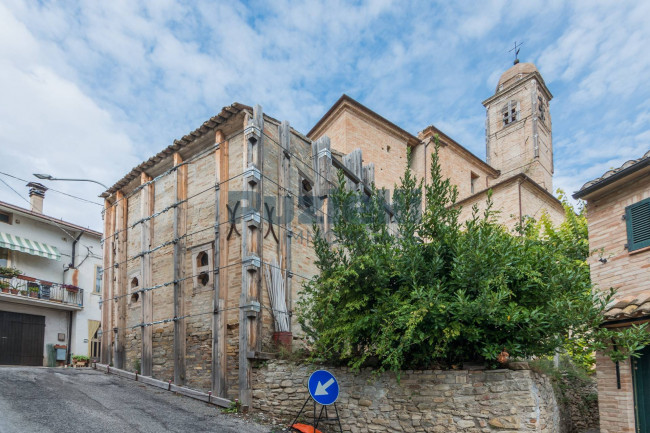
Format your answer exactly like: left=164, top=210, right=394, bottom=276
left=497, top=62, right=538, bottom=91
left=307, top=94, right=420, bottom=146
left=573, top=149, right=650, bottom=199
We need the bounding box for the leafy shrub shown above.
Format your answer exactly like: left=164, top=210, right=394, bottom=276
left=298, top=140, right=650, bottom=373
left=0, top=266, right=22, bottom=278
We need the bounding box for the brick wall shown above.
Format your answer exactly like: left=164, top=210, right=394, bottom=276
left=586, top=174, right=650, bottom=298
left=311, top=109, right=409, bottom=194
left=595, top=353, right=636, bottom=433
left=585, top=172, right=650, bottom=433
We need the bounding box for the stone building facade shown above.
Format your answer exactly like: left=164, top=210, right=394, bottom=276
left=100, top=61, right=565, bottom=408
left=574, top=150, right=650, bottom=433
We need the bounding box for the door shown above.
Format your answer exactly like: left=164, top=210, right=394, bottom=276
left=0, top=311, right=45, bottom=366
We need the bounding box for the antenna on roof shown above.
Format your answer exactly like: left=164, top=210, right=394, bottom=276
left=509, top=41, right=523, bottom=65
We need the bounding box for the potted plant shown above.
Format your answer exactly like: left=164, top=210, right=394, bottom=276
left=63, top=284, right=80, bottom=293
left=0, top=266, right=22, bottom=278
left=0, top=281, right=9, bottom=293
left=28, top=285, right=39, bottom=298
left=72, top=355, right=90, bottom=367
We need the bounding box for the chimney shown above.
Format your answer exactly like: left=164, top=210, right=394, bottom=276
left=27, top=182, right=48, bottom=214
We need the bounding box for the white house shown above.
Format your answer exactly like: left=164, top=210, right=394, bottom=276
left=0, top=182, right=102, bottom=366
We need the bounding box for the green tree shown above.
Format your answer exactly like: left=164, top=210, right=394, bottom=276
left=298, top=141, right=650, bottom=373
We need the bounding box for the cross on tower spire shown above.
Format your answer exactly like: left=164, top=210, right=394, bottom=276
left=509, top=41, right=523, bottom=65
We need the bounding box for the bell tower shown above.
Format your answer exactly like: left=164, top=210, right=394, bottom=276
left=482, top=61, right=553, bottom=191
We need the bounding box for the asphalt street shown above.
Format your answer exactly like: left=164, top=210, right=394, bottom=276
left=0, top=366, right=273, bottom=433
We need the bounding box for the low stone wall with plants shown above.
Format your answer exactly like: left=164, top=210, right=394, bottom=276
left=252, top=361, right=561, bottom=432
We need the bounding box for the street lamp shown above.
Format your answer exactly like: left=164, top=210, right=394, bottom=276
left=33, top=173, right=109, bottom=190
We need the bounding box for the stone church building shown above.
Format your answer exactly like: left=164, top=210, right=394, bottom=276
left=99, top=61, right=564, bottom=407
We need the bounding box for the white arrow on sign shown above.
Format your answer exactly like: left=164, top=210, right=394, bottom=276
left=314, top=378, right=335, bottom=396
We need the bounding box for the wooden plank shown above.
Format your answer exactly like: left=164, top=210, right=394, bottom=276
left=101, top=200, right=112, bottom=365
left=314, top=137, right=332, bottom=239
left=239, top=105, right=263, bottom=409
left=247, top=351, right=278, bottom=360
left=115, top=191, right=128, bottom=369
left=256, top=115, right=265, bottom=355
left=173, top=153, right=187, bottom=385
left=94, top=363, right=231, bottom=408
left=278, top=121, right=292, bottom=332
left=212, top=130, right=228, bottom=398
left=107, top=201, right=116, bottom=366
left=362, top=163, right=375, bottom=186
left=140, top=172, right=154, bottom=377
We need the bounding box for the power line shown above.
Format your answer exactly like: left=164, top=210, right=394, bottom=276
left=0, top=171, right=103, bottom=206
left=0, top=172, right=103, bottom=258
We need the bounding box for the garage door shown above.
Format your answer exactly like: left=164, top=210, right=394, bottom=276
left=0, top=311, right=45, bottom=366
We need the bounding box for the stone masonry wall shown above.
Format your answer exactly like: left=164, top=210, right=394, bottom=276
left=252, top=361, right=560, bottom=433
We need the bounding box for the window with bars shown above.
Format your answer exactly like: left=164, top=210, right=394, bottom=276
left=626, top=197, right=650, bottom=251
left=501, top=100, right=520, bottom=127
left=538, top=96, right=546, bottom=122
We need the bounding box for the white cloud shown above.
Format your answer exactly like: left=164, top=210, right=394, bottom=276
left=0, top=2, right=139, bottom=231
left=0, top=0, right=648, bottom=233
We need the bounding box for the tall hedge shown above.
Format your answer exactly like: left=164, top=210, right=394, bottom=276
left=298, top=143, right=649, bottom=372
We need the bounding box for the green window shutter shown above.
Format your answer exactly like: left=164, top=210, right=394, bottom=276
left=626, top=197, right=650, bottom=251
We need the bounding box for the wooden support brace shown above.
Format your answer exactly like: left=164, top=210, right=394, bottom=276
left=278, top=121, right=293, bottom=332
left=212, top=130, right=228, bottom=398
left=115, top=191, right=128, bottom=369
left=101, top=200, right=114, bottom=365
left=239, top=105, right=264, bottom=409
left=173, top=153, right=187, bottom=385
left=140, top=172, right=154, bottom=377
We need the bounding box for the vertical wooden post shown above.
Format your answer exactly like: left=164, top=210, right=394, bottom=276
left=101, top=200, right=114, bottom=365
left=107, top=201, right=117, bottom=366
left=212, top=130, right=228, bottom=398
left=173, top=153, right=187, bottom=385
left=115, top=191, right=128, bottom=369
left=278, top=121, right=292, bottom=331
left=140, top=173, right=154, bottom=377
left=239, top=105, right=263, bottom=409
left=342, top=149, right=363, bottom=192
left=313, top=137, right=332, bottom=238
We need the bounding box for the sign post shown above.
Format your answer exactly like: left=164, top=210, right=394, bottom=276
left=290, top=369, right=343, bottom=433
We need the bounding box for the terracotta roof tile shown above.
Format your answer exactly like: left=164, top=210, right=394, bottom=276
left=576, top=150, right=650, bottom=194
left=604, top=290, right=650, bottom=321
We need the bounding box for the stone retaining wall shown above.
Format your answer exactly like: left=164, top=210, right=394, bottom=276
left=252, top=361, right=560, bottom=432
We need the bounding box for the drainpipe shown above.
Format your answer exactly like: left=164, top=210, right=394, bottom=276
left=71, top=232, right=84, bottom=268
left=65, top=231, right=83, bottom=364
left=67, top=311, right=73, bottom=365
left=518, top=179, right=523, bottom=226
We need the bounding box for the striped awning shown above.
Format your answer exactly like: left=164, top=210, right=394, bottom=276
left=0, top=232, right=61, bottom=261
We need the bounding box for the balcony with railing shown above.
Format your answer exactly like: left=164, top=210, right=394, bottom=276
left=0, top=273, right=83, bottom=310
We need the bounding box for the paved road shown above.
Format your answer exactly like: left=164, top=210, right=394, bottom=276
left=0, top=367, right=273, bottom=433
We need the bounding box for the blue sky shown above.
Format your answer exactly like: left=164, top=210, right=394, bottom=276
left=0, top=0, right=648, bottom=231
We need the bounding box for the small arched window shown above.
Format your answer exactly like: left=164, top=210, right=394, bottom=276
left=197, top=251, right=209, bottom=268
left=191, top=244, right=213, bottom=289
left=130, top=277, right=139, bottom=303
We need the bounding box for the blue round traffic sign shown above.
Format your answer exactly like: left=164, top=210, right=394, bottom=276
left=308, top=370, right=339, bottom=405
